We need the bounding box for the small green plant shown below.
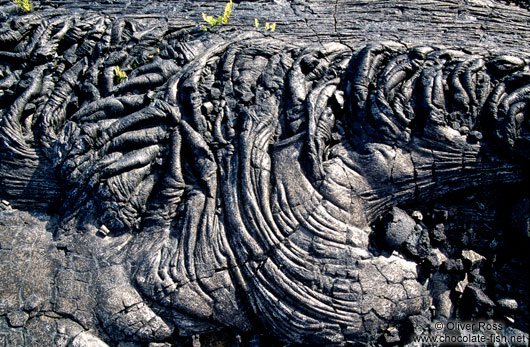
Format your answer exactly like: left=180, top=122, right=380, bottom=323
left=265, top=22, right=276, bottom=32
left=114, top=66, right=127, bottom=84
left=254, top=18, right=276, bottom=32
left=13, top=0, right=32, bottom=12
left=202, top=0, right=232, bottom=31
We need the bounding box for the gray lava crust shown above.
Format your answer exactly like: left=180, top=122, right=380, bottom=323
left=0, top=0, right=529, bottom=345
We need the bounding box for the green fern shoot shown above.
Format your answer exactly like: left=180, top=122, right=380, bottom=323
left=114, top=66, right=127, bottom=84
left=13, top=0, right=32, bottom=12
left=202, top=0, right=233, bottom=30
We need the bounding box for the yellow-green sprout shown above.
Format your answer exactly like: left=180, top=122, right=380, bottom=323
left=202, top=0, right=233, bottom=30
left=13, top=0, right=32, bottom=12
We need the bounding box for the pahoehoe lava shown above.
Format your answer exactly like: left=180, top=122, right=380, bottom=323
left=0, top=5, right=529, bottom=346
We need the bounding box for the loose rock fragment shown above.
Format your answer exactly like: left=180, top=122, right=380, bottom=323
left=461, top=249, right=486, bottom=271
left=497, top=298, right=518, bottom=311
left=384, top=207, right=416, bottom=249
left=460, top=285, right=496, bottom=319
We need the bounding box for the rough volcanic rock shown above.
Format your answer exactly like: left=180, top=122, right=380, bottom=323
left=384, top=207, right=416, bottom=250
left=0, top=0, right=529, bottom=345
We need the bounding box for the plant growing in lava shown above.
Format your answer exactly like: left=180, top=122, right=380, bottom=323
left=13, top=0, right=32, bottom=12
left=114, top=66, right=127, bottom=84
left=254, top=18, right=276, bottom=32
left=202, top=0, right=232, bottom=31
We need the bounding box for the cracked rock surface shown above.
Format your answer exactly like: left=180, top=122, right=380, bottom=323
left=0, top=0, right=529, bottom=345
